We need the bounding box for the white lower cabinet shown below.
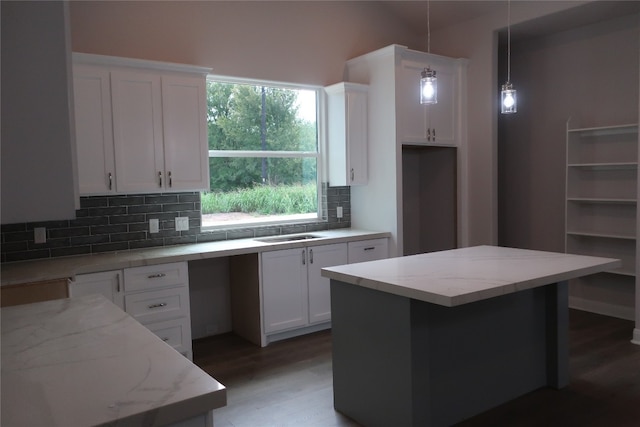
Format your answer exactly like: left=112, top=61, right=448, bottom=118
left=70, top=262, right=193, bottom=360
left=261, top=243, right=348, bottom=335
left=69, top=270, right=124, bottom=309
left=347, top=238, right=389, bottom=263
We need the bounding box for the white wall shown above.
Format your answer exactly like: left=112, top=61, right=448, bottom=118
left=1, top=1, right=78, bottom=224
left=430, top=1, right=592, bottom=245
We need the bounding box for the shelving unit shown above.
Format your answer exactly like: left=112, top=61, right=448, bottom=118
left=565, top=123, right=638, bottom=322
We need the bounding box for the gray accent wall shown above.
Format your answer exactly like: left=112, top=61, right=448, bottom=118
left=498, top=13, right=639, bottom=316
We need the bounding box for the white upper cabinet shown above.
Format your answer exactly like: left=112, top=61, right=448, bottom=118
left=397, top=54, right=461, bottom=146
left=72, top=53, right=211, bottom=195
left=111, top=69, right=165, bottom=193
left=73, top=65, right=116, bottom=194
left=161, top=75, right=210, bottom=191
left=326, top=82, right=368, bottom=186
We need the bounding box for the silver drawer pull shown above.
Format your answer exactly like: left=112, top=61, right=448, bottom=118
left=147, top=273, right=166, bottom=279
left=148, top=302, right=168, bottom=309
left=364, top=247, right=375, bottom=251
left=161, top=337, right=170, bottom=342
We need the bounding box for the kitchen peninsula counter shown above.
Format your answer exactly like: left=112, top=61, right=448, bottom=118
left=1, top=294, right=226, bottom=427
left=321, top=245, right=620, bottom=427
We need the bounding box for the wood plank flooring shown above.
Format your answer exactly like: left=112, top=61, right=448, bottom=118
left=193, top=310, right=640, bottom=426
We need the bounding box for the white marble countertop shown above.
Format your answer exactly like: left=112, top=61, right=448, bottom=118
left=321, top=245, right=620, bottom=307
left=1, top=294, right=226, bottom=427
left=1, top=229, right=389, bottom=286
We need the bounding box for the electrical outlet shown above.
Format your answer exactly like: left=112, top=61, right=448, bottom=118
left=336, top=206, right=343, bottom=219
left=34, top=227, right=47, bottom=244
left=175, top=217, right=189, bottom=231
left=149, top=218, right=159, bottom=233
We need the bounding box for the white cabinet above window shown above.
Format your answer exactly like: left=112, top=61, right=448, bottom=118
left=72, top=53, right=211, bottom=195
left=325, top=82, right=368, bottom=186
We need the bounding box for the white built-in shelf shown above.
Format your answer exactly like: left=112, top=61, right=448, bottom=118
left=568, top=162, right=638, bottom=169
left=566, top=231, right=636, bottom=240
left=565, top=122, right=639, bottom=312
left=567, top=198, right=636, bottom=204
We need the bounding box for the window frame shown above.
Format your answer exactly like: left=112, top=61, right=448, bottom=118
left=202, top=74, right=327, bottom=231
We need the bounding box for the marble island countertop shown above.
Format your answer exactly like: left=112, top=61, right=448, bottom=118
left=1, top=229, right=390, bottom=286
left=1, top=294, right=226, bottom=427
left=321, top=245, right=620, bottom=307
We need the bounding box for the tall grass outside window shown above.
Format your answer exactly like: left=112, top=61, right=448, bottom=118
left=203, top=78, right=320, bottom=228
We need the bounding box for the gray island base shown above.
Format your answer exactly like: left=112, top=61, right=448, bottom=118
left=322, top=246, right=620, bottom=427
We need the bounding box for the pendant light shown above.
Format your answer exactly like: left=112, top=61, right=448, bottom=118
left=501, top=0, right=517, bottom=114
left=420, top=0, right=437, bottom=104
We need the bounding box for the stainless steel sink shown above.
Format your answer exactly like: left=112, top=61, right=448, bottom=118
left=256, top=234, right=321, bottom=243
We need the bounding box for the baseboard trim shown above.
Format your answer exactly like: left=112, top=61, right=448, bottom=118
left=265, top=322, right=331, bottom=346
left=568, top=297, right=635, bottom=321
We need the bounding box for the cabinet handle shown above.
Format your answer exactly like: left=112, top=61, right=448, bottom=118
left=148, top=302, right=168, bottom=309
left=158, top=171, right=163, bottom=187
left=108, top=173, right=113, bottom=190
left=168, top=171, right=172, bottom=187
left=161, top=337, right=170, bottom=342
left=147, top=273, right=166, bottom=279
left=433, top=128, right=436, bottom=142
left=116, top=273, right=121, bottom=292
left=364, top=247, right=375, bottom=251
left=310, top=249, right=314, bottom=264
left=350, top=168, right=354, bottom=182
left=302, top=250, right=306, bottom=265
left=427, top=128, right=431, bottom=141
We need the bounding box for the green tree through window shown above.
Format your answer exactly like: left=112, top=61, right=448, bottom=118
left=202, top=80, right=319, bottom=227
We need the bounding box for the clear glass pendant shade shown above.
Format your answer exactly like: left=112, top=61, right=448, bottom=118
left=501, top=82, right=517, bottom=114
left=420, top=67, right=437, bottom=105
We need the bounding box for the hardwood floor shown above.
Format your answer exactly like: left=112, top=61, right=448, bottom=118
left=193, top=310, right=640, bottom=426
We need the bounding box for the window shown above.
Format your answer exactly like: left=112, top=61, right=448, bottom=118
left=202, top=77, right=321, bottom=229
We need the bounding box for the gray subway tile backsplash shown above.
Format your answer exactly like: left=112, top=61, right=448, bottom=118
left=1, top=186, right=350, bottom=263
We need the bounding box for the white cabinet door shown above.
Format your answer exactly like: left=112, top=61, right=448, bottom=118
left=326, top=82, right=368, bottom=186
left=162, top=75, right=210, bottom=191
left=348, top=238, right=389, bottom=264
left=261, top=248, right=308, bottom=334
left=70, top=270, right=124, bottom=309
left=307, top=243, right=348, bottom=324
left=397, top=56, right=458, bottom=146
left=111, top=69, right=165, bottom=193
left=73, top=65, right=116, bottom=195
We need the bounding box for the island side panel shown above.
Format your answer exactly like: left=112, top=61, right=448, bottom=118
left=331, top=278, right=570, bottom=427
left=546, top=281, right=569, bottom=388
left=418, top=287, right=552, bottom=426
left=330, top=279, right=416, bottom=427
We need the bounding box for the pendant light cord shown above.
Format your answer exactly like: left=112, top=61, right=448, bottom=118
left=427, top=0, right=431, bottom=53
left=507, top=0, right=511, bottom=83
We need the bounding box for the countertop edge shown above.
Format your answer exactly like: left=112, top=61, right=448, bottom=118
left=1, top=294, right=227, bottom=426
left=1, top=229, right=390, bottom=286
left=322, top=246, right=621, bottom=307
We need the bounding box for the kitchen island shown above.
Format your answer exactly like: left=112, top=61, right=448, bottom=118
left=1, top=294, right=226, bottom=427
left=321, top=245, right=620, bottom=427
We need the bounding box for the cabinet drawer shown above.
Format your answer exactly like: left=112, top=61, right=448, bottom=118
left=124, top=262, right=188, bottom=292
left=146, top=317, right=192, bottom=357
left=348, top=238, right=389, bottom=263
left=125, top=287, right=189, bottom=324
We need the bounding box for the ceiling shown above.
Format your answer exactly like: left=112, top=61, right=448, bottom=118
left=377, top=1, right=640, bottom=41
left=379, top=0, right=503, bottom=34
